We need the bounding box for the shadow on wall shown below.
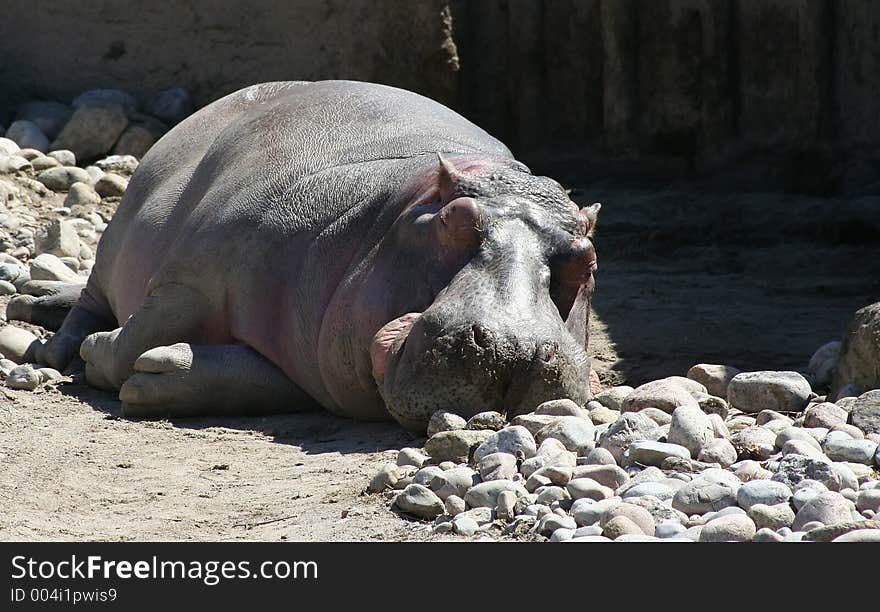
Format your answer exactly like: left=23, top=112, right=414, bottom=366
left=3, top=0, right=880, bottom=193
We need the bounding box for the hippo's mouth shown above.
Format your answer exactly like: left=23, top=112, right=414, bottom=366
left=370, top=312, right=421, bottom=386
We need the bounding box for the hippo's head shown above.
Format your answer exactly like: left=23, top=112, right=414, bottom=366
left=360, top=155, right=600, bottom=431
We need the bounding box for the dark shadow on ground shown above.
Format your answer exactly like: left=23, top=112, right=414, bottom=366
left=58, top=383, right=420, bottom=455
left=572, top=184, right=880, bottom=387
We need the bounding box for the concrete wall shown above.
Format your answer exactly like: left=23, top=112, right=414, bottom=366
left=4, top=0, right=880, bottom=192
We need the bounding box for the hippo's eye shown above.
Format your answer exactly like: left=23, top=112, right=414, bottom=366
left=549, top=237, right=597, bottom=319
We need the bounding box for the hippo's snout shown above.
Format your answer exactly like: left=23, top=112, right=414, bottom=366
left=373, top=308, right=593, bottom=431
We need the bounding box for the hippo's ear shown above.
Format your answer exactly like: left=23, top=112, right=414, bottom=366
left=579, top=202, right=601, bottom=236
left=437, top=153, right=463, bottom=201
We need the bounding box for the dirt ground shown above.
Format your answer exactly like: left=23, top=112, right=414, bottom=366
left=1, top=184, right=878, bottom=541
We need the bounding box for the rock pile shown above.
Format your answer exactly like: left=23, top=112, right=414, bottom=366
left=371, top=363, right=880, bottom=542
left=0, top=122, right=139, bottom=390
left=3, top=87, right=192, bottom=162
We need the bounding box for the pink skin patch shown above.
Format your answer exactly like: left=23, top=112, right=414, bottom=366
left=370, top=312, right=422, bottom=383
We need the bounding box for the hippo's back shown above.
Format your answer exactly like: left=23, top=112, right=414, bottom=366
left=93, top=81, right=514, bottom=323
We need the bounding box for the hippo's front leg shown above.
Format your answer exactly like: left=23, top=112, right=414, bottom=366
left=119, top=343, right=317, bottom=417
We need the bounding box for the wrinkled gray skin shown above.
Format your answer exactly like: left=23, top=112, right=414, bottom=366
left=12, top=81, right=598, bottom=431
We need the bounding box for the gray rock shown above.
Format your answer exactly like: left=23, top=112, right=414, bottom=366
left=571, top=497, right=621, bottom=527
left=535, top=485, right=569, bottom=506
left=638, top=407, right=672, bottom=426
left=566, top=478, right=614, bottom=501
left=368, top=463, right=400, bottom=492
left=748, top=503, right=795, bottom=530
left=730, top=426, right=777, bottom=460
left=495, top=490, right=517, bottom=520
left=580, top=447, right=617, bottom=466
left=6, top=364, right=41, bottom=390
left=426, top=410, right=467, bottom=438
left=531, top=465, right=573, bottom=486
left=31, top=156, right=59, bottom=171
left=0, top=137, right=20, bottom=155
left=823, top=437, right=878, bottom=465
left=792, top=491, right=855, bottom=531
left=599, top=412, right=662, bottom=462
left=428, top=467, right=479, bottom=500
left=534, top=398, right=589, bottom=419
left=36, top=166, right=92, bottom=192
left=804, top=402, right=848, bottom=428
left=850, top=390, right=880, bottom=435
left=0, top=155, right=32, bottom=173
left=655, top=521, right=687, bottom=538
left=699, top=514, right=756, bottom=542
left=571, top=464, right=629, bottom=490
left=536, top=513, right=577, bottom=536
left=73, top=89, right=138, bottom=114
left=687, top=363, right=741, bottom=398
left=0, top=280, right=16, bottom=296
left=727, top=371, right=812, bottom=413
left=775, top=426, right=823, bottom=452
left=672, top=477, right=739, bottom=515
left=5, top=120, right=49, bottom=152
left=464, top=480, right=528, bottom=509
left=698, top=395, right=730, bottom=419
left=831, top=303, right=880, bottom=399
left=594, top=386, right=633, bottom=411
left=510, top=413, right=562, bottom=437
left=50, top=105, right=129, bottom=161
left=621, top=482, right=675, bottom=502
left=396, top=447, right=427, bottom=468
left=113, top=124, right=158, bottom=159
left=0, top=325, right=38, bottom=363
left=772, top=454, right=844, bottom=491
left=535, top=416, right=595, bottom=453
left=47, top=149, right=76, bottom=166
left=452, top=515, right=478, bottom=536
left=394, top=484, right=444, bottom=519
left=808, top=341, right=842, bottom=389
left=473, top=426, right=536, bottom=463
left=93, top=154, right=139, bottom=175
left=147, top=87, right=193, bottom=123
left=478, top=452, right=518, bottom=481
left=831, top=529, right=880, bottom=542
left=627, top=440, right=691, bottom=466
left=465, top=411, right=506, bottom=431
left=603, top=515, right=644, bottom=539
left=35, top=219, right=81, bottom=258
left=857, top=489, right=880, bottom=513
left=94, top=173, right=128, bottom=197
left=424, top=429, right=493, bottom=463
left=412, top=466, right=444, bottom=486
left=697, top=438, right=738, bottom=467
left=667, top=405, right=713, bottom=456
left=588, top=404, right=620, bottom=425
left=601, top=502, right=656, bottom=536
left=30, top=254, right=81, bottom=284
left=792, top=480, right=830, bottom=511
left=621, top=378, right=701, bottom=414
left=737, top=480, right=792, bottom=511
left=14, top=101, right=72, bottom=140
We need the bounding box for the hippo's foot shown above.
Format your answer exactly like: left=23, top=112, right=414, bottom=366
left=40, top=303, right=115, bottom=374
left=118, top=343, right=316, bottom=418
left=80, top=328, right=124, bottom=389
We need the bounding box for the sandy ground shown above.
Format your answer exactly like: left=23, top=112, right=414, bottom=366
left=1, top=183, right=878, bottom=541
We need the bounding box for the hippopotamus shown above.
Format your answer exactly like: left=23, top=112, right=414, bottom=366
left=11, top=81, right=600, bottom=431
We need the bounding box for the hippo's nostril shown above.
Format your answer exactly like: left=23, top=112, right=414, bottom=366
left=472, top=324, right=493, bottom=349
left=537, top=341, right=558, bottom=362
